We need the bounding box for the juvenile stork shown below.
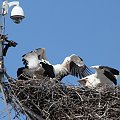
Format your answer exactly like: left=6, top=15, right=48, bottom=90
left=78, top=65, right=120, bottom=88
left=17, top=48, right=47, bottom=80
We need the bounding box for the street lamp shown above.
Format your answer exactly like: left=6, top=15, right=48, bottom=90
left=2, top=0, right=25, bottom=24
left=0, top=1, right=25, bottom=120
left=0, top=0, right=25, bottom=80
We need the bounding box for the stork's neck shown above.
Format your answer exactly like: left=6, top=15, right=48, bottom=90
left=95, top=69, right=104, bottom=78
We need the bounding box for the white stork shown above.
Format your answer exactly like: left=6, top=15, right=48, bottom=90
left=17, top=48, right=92, bottom=80
left=78, top=65, right=120, bottom=88
left=17, top=48, right=47, bottom=79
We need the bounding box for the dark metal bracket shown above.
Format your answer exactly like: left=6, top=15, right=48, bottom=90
left=1, top=35, right=18, bottom=56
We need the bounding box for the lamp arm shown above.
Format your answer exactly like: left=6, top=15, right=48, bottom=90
left=2, top=1, right=19, bottom=15
left=8, top=1, right=19, bottom=8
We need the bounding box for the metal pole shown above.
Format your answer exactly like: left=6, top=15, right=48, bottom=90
left=0, top=15, right=4, bottom=81
left=0, top=9, right=12, bottom=120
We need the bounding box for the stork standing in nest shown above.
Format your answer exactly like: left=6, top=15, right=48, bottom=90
left=17, top=48, right=92, bottom=81
left=78, top=65, right=120, bottom=88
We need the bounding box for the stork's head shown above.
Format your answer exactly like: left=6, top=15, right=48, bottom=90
left=90, top=65, right=105, bottom=74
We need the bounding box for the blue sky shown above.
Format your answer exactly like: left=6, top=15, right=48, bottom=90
left=0, top=0, right=120, bottom=119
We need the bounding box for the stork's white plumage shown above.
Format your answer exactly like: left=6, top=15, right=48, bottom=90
left=22, top=52, right=40, bottom=69
left=78, top=65, right=120, bottom=88
left=17, top=48, right=92, bottom=80
left=51, top=54, right=92, bottom=80
left=17, top=48, right=46, bottom=79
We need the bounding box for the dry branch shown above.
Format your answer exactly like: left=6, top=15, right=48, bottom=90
left=2, top=76, right=120, bottom=120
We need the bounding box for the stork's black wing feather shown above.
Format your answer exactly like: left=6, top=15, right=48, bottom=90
left=100, top=66, right=119, bottom=75
left=70, top=61, right=92, bottom=79
left=104, top=70, right=117, bottom=85
left=40, top=62, right=55, bottom=78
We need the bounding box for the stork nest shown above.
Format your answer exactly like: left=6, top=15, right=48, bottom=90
left=3, top=76, right=120, bottom=120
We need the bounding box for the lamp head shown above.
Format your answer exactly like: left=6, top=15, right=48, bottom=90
left=10, top=5, right=25, bottom=24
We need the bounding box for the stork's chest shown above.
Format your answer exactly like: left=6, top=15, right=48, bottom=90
left=53, top=64, right=68, bottom=76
